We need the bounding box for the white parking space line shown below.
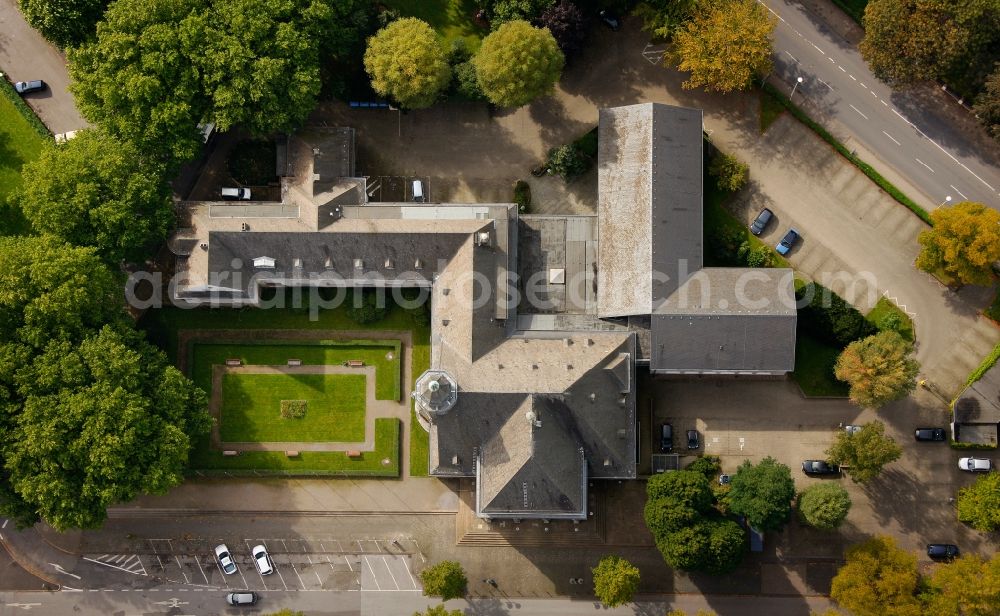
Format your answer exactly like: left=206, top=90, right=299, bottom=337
left=306, top=555, right=323, bottom=586
left=402, top=558, right=418, bottom=589
left=949, top=185, right=968, bottom=200
left=174, top=556, right=190, bottom=584
left=345, top=554, right=354, bottom=572
left=882, top=131, right=901, bottom=146
left=289, top=559, right=306, bottom=590
left=194, top=556, right=210, bottom=585
left=818, top=78, right=833, bottom=91
left=380, top=557, right=400, bottom=590
left=363, top=557, right=381, bottom=591
left=272, top=559, right=290, bottom=591
left=915, top=158, right=935, bottom=173
left=848, top=104, right=868, bottom=120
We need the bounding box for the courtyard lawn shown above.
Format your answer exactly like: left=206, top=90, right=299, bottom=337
left=792, top=333, right=850, bottom=397
left=759, top=89, right=785, bottom=134
left=865, top=297, right=914, bottom=342
left=191, top=340, right=401, bottom=400
left=703, top=166, right=790, bottom=269
left=189, top=418, right=400, bottom=477
left=409, top=340, right=431, bottom=476
left=0, top=94, right=43, bottom=236
left=384, top=0, right=486, bottom=50
left=220, top=373, right=366, bottom=443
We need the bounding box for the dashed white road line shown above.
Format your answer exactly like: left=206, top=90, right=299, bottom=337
left=838, top=65, right=846, bottom=72
left=915, top=158, right=935, bottom=173
left=811, top=43, right=824, bottom=54
left=882, top=131, right=901, bottom=146
left=818, top=78, right=833, bottom=91
left=860, top=83, right=868, bottom=89
left=849, top=74, right=857, bottom=81
left=784, top=50, right=798, bottom=63
left=949, top=185, right=969, bottom=200
left=881, top=100, right=888, bottom=106
left=848, top=104, right=868, bottom=120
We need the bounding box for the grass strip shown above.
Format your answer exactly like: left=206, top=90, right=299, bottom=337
left=965, top=342, right=1000, bottom=387
left=0, top=74, right=52, bottom=139
left=762, top=82, right=931, bottom=225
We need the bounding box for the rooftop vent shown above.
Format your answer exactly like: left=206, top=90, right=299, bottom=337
left=617, top=429, right=627, bottom=439
left=253, top=256, right=275, bottom=269
left=451, top=455, right=460, bottom=465
left=589, top=393, right=597, bottom=402
left=324, top=257, right=333, bottom=268
left=475, top=231, right=491, bottom=247
left=603, top=458, right=612, bottom=467
left=548, top=268, right=565, bottom=285
left=442, top=319, right=450, bottom=326
left=414, top=258, right=423, bottom=270
left=442, top=288, right=450, bottom=296
left=292, top=258, right=302, bottom=268
left=385, top=258, right=394, bottom=269
left=353, top=258, right=363, bottom=269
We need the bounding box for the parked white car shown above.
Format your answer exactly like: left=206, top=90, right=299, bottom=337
left=958, top=457, right=992, bottom=472
left=251, top=544, right=273, bottom=575
left=214, top=544, right=237, bottom=575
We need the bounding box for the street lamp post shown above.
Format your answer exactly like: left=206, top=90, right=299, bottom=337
left=790, top=76, right=804, bottom=100
left=939, top=195, right=952, bottom=207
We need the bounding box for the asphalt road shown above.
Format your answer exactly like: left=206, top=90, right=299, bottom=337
left=763, top=0, right=1000, bottom=210
left=0, top=0, right=88, bottom=134
left=0, top=590, right=836, bottom=615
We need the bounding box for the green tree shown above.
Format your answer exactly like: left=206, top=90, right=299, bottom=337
left=672, top=0, right=775, bottom=93
left=419, top=560, right=467, bottom=601
left=685, top=455, right=721, bottom=480
left=957, top=471, right=1000, bottom=531
left=737, top=242, right=774, bottom=268
left=412, top=606, right=463, bottom=616
left=830, top=536, right=922, bottom=616
left=656, top=519, right=743, bottom=574
left=197, top=0, right=335, bottom=134
left=834, top=332, right=919, bottom=409
left=4, top=326, right=210, bottom=530
left=0, top=236, right=123, bottom=349
left=364, top=18, right=451, bottom=109
left=646, top=470, right=714, bottom=509
left=916, top=201, right=1000, bottom=287
left=925, top=554, right=1000, bottom=616
left=708, top=151, right=748, bottom=192
left=17, top=0, right=109, bottom=47
left=592, top=555, right=640, bottom=607
left=825, top=421, right=902, bottom=483
left=17, top=129, right=174, bottom=264
left=796, top=282, right=878, bottom=347
left=656, top=523, right=709, bottom=571
left=546, top=144, right=588, bottom=179
left=68, top=0, right=211, bottom=164
left=798, top=482, right=852, bottom=530
left=726, top=456, right=795, bottom=532
left=489, top=0, right=554, bottom=25
left=474, top=20, right=564, bottom=107
left=860, top=0, right=967, bottom=84
left=976, top=66, right=1000, bottom=141
left=635, top=0, right=702, bottom=40
left=701, top=518, right=745, bottom=574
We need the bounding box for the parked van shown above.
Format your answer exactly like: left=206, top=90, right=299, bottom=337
left=411, top=180, right=424, bottom=203
left=221, top=187, right=251, bottom=200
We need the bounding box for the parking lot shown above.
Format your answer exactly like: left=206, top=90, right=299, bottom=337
left=81, top=536, right=421, bottom=593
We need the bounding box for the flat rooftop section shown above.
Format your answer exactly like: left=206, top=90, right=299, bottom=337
left=517, top=215, right=598, bottom=315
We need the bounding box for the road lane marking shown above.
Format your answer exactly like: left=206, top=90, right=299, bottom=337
left=794, top=29, right=801, bottom=36
left=915, top=158, right=935, bottom=173
left=811, top=43, right=824, bottom=54
left=818, top=78, right=833, bottom=90
left=949, top=185, right=968, bottom=200
left=849, top=75, right=857, bottom=81
left=882, top=131, right=901, bottom=145
left=848, top=104, right=868, bottom=120
left=2, top=519, right=8, bottom=529
left=881, top=100, right=888, bottom=106
left=784, top=50, right=798, bottom=63
left=860, top=83, right=868, bottom=89
left=838, top=66, right=846, bottom=72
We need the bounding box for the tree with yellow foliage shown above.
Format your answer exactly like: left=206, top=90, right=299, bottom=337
left=916, top=201, right=1000, bottom=287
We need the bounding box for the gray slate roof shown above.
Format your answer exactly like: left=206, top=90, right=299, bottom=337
left=597, top=103, right=703, bottom=317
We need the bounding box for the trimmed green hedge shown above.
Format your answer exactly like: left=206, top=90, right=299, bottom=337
left=965, top=342, right=1000, bottom=387
left=762, top=83, right=931, bottom=225
left=949, top=439, right=998, bottom=451
left=0, top=74, right=52, bottom=139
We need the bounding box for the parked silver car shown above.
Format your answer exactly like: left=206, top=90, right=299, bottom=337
left=214, top=544, right=237, bottom=575
left=958, top=457, right=992, bottom=472
left=252, top=544, right=273, bottom=576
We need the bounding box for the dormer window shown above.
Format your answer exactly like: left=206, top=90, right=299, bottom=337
left=292, top=258, right=302, bottom=268
left=353, top=258, right=363, bottom=269
left=385, top=258, right=394, bottom=269
left=253, top=256, right=275, bottom=269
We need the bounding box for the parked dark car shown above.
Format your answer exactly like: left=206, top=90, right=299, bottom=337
left=225, top=592, right=258, bottom=606
left=598, top=10, right=620, bottom=30
left=802, top=460, right=839, bottom=475
left=660, top=423, right=673, bottom=453
left=686, top=429, right=699, bottom=450
left=776, top=228, right=801, bottom=255
left=14, top=79, right=45, bottom=94
left=927, top=544, right=959, bottom=561
left=749, top=208, right=773, bottom=236
left=914, top=427, right=946, bottom=442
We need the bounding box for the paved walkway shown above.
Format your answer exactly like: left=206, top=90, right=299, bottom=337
left=211, top=363, right=402, bottom=452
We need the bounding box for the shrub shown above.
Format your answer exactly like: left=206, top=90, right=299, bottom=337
left=280, top=400, right=307, bottom=419
left=419, top=560, right=467, bottom=601
left=798, top=483, right=851, bottom=530
left=796, top=282, right=877, bottom=347
left=708, top=152, right=749, bottom=192
left=957, top=472, right=1000, bottom=531
left=346, top=289, right=389, bottom=325
left=513, top=180, right=531, bottom=212
left=709, top=226, right=746, bottom=266
left=877, top=311, right=904, bottom=333
left=685, top=455, right=721, bottom=480
left=546, top=144, right=589, bottom=179
left=452, top=61, right=486, bottom=101
left=738, top=242, right=774, bottom=268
